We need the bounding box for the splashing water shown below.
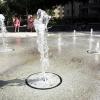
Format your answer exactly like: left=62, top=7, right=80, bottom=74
left=0, top=14, right=14, bottom=52
left=34, top=9, right=51, bottom=75
left=87, top=39, right=100, bottom=54
left=26, top=9, right=62, bottom=89
left=89, top=37, right=92, bottom=50
left=73, top=30, right=76, bottom=44
left=95, top=54, right=99, bottom=63
left=58, top=34, right=62, bottom=53
left=87, top=28, right=94, bottom=52
left=90, top=28, right=94, bottom=42
left=73, top=30, right=76, bottom=37
left=0, top=14, right=8, bottom=50
left=95, top=41, right=100, bottom=52
left=90, top=28, right=93, bottom=37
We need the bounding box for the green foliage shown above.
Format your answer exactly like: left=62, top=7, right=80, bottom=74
left=0, top=0, right=89, bottom=25
left=2, top=0, right=89, bottom=15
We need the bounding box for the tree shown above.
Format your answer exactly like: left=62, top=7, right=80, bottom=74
left=5, top=0, right=69, bottom=15
left=1, top=0, right=89, bottom=23
left=0, top=0, right=12, bottom=19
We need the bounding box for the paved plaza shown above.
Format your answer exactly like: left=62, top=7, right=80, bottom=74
left=0, top=32, right=100, bottom=100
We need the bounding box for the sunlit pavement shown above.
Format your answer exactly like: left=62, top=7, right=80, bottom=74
left=0, top=32, right=100, bottom=100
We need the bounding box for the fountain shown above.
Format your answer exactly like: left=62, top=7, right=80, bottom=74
left=94, top=41, right=100, bottom=54
left=73, top=30, right=76, bottom=37
left=87, top=41, right=100, bottom=54
left=58, top=34, right=62, bottom=54
left=89, top=37, right=92, bottom=50
left=89, top=28, right=94, bottom=42
left=73, top=30, right=76, bottom=44
left=87, top=28, right=94, bottom=53
left=90, top=28, right=93, bottom=36
left=26, top=9, right=62, bottom=90
left=95, top=54, right=99, bottom=63
left=0, top=14, right=14, bottom=52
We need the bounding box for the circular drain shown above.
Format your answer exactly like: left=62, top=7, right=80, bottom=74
left=87, top=50, right=100, bottom=54
left=0, top=47, right=14, bottom=52
left=26, top=72, right=62, bottom=90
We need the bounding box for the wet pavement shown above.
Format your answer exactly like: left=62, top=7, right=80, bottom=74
left=0, top=32, right=100, bottom=100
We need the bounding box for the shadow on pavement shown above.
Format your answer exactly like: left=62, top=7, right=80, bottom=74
left=0, top=78, right=26, bottom=88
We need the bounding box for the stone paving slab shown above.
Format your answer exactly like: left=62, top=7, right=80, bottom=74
left=0, top=32, right=100, bottom=100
